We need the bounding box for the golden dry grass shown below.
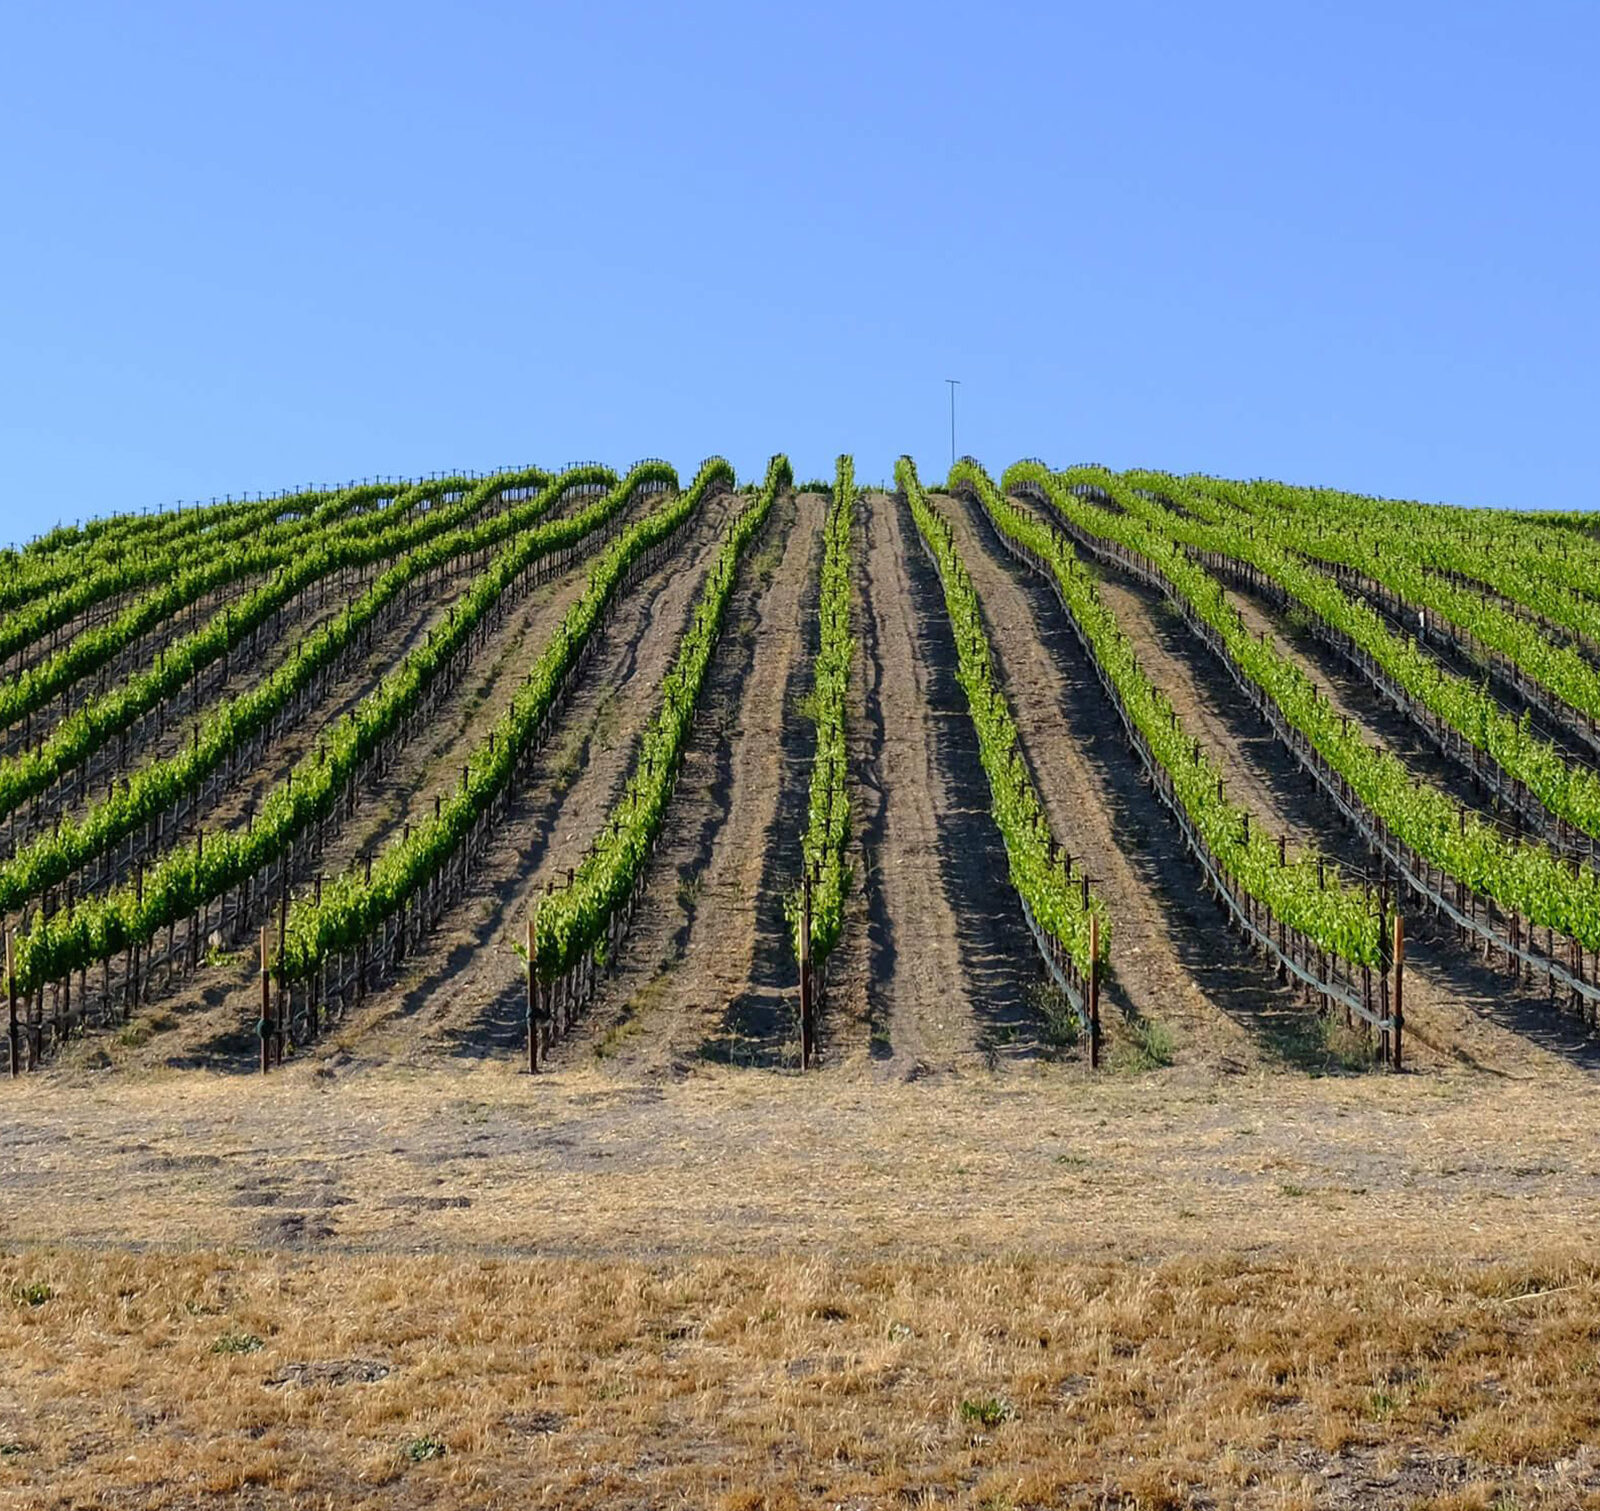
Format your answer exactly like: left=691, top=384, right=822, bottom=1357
left=4, top=1247, right=1600, bottom=1508
left=6, top=1058, right=1600, bottom=1506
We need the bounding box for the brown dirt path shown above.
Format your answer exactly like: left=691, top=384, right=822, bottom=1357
left=1094, top=574, right=1337, bottom=855
left=301, top=490, right=739, bottom=1068
left=571, top=489, right=822, bottom=1074
left=6, top=1060, right=1600, bottom=1263
left=851, top=487, right=978, bottom=1073
left=839, top=491, right=1044, bottom=1076
left=936, top=489, right=1257, bottom=1071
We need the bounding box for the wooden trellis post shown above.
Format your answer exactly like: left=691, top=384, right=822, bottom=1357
left=259, top=926, right=272, bottom=1075
left=1089, top=913, right=1101, bottom=1070
left=6, top=931, right=16, bottom=1079
left=526, top=914, right=538, bottom=1075
left=799, top=867, right=814, bottom=1071
left=1392, top=912, right=1405, bottom=1072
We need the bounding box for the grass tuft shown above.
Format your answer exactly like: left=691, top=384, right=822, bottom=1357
left=959, top=1396, right=1016, bottom=1428
left=209, top=1332, right=263, bottom=1355
left=1115, top=1018, right=1175, bottom=1072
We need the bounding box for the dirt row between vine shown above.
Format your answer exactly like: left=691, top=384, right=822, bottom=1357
left=1217, top=574, right=1600, bottom=1078
left=936, top=488, right=1259, bottom=1072
left=319, top=487, right=741, bottom=1069
left=839, top=491, right=1048, bottom=1075
left=52, top=489, right=671, bottom=1075
left=566, top=488, right=823, bottom=1075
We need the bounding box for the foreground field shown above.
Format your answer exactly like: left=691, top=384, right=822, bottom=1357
left=6, top=1059, right=1600, bottom=1507
left=7, top=1243, right=1599, bottom=1510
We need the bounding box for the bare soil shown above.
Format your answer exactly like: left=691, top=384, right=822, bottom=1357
left=322, top=487, right=738, bottom=1068
left=4, top=1059, right=1598, bottom=1261
left=568, top=489, right=824, bottom=1074
left=843, top=491, right=1043, bottom=1075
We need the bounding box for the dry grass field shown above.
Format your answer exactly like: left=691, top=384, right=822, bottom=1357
left=5, top=1058, right=1600, bottom=1508
left=6, top=1243, right=1600, bottom=1510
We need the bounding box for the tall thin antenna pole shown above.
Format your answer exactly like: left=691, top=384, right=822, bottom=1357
left=946, top=379, right=960, bottom=468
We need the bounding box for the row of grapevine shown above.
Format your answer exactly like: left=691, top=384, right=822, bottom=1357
left=3, top=480, right=379, bottom=578
left=6, top=500, right=249, bottom=568
left=1182, top=477, right=1600, bottom=766
left=1168, top=535, right=1600, bottom=864
left=0, top=488, right=340, bottom=615
left=0, top=481, right=404, bottom=672
left=0, top=471, right=517, bottom=730
left=275, top=457, right=747, bottom=1054
left=0, top=466, right=621, bottom=917
left=0, top=467, right=568, bottom=831
left=5, top=463, right=670, bottom=998
left=898, top=459, right=1111, bottom=1048
left=1, top=483, right=393, bottom=711
left=7, top=465, right=570, bottom=581
left=1218, top=476, right=1600, bottom=645
left=1010, top=461, right=1600, bottom=1005
left=946, top=462, right=1404, bottom=1057
left=791, top=456, right=856, bottom=1063
left=521, top=457, right=792, bottom=1066
left=1093, top=471, right=1600, bottom=858
left=1, top=467, right=482, bottom=613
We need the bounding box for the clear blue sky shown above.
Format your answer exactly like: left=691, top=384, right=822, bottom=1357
left=4, top=0, right=1596, bottom=541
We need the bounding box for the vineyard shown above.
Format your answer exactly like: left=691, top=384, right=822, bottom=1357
left=11, top=456, right=1600, bottom=1508
left=7, top=453, right=1600, bottom=1082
